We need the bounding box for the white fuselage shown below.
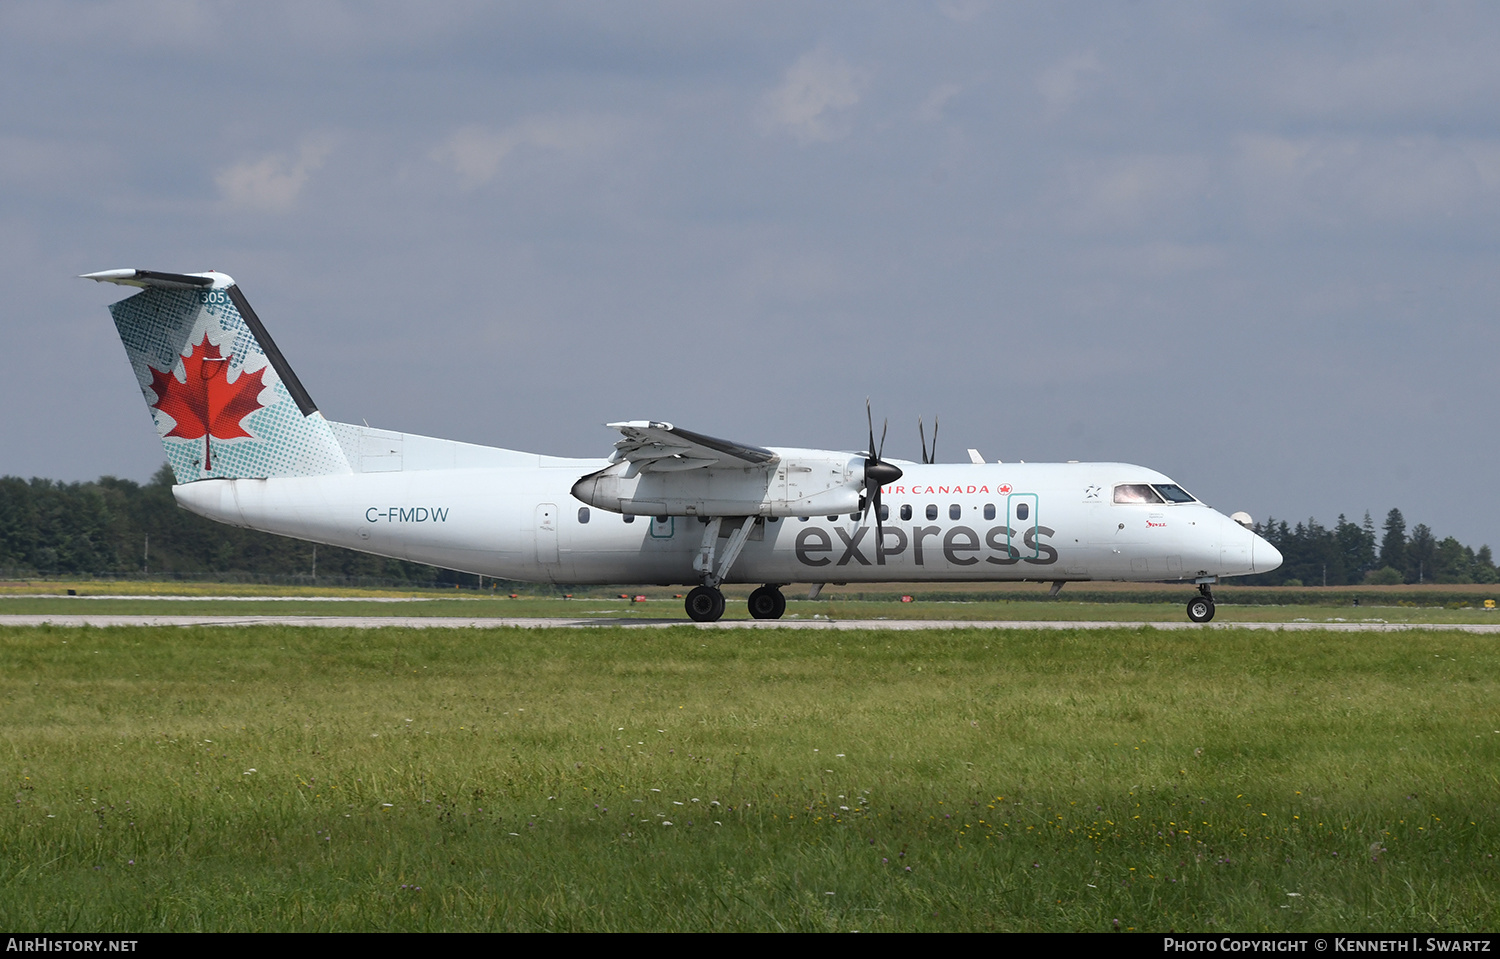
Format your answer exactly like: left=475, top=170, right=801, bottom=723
left=172, top=445, right=1278, bottom=586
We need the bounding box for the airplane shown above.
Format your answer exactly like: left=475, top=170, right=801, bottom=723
left=83, top=268, right=1282, bottom=623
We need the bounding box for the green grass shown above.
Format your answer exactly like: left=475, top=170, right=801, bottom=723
left=3, top=623, right=1498, bottom=931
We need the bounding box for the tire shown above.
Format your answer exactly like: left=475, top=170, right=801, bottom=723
left=685, top=585, right=726, bottom=623
left=1186, top=596, right=1216, bottom=623
left=748, top=585, right=786, bottom=620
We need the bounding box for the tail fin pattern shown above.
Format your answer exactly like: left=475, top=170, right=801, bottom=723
left=88, top=269, right=351, bottom=483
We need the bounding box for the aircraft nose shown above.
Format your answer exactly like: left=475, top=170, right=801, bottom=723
left=1254, top=531, right=1283, bottom=573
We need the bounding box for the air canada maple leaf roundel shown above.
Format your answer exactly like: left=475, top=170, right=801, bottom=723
left=147, top=334, right=268, bottom=471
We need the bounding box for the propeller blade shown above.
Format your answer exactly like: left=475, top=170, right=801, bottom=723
left=862, top=403, right=902, bottom=529
left=919, top=416, right=939, bottom=464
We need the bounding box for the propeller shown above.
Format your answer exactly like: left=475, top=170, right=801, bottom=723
left=918, top=415, right=939, bottom=465
left=862, top=400, right=904, bottom=546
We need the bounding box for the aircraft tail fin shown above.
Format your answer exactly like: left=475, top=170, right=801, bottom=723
left=85, top=269, right=352, bottom=483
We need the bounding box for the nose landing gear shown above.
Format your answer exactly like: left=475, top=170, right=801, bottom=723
left=1186, top=583, right=1216, bottom=623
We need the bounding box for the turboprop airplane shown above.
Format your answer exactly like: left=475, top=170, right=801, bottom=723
left=84, top=268, right=1281, bottom=624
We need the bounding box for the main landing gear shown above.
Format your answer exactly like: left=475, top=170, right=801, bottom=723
left=748, top=585, right=787, bottom=620
left=1186, top=583, right=1216, bottom=623
left=682, top=515, right=787, bottom=622
left=682, top=584, right=786, bottom=622
left=685, top=585, right=727, bottom=622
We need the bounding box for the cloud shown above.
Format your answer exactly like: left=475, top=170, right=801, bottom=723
left=1256, top=48, right=1500, bottom=127
left=1047, top=153, right=1212, bottom=235
left=1037, top=51, right=1103, bottom=117
left=937, top=0, right=989, bottom=23
left=215, top=136, right=334, bottom=214
left=1112, top=241, right=1227, bottom=277
left=918, top=83, right=963, bottom=123
left=758, top=48, right=865, bottom=143
left=1232, top=133, right=1500, bottom=230
left=431, top=117, right=614, bottom=188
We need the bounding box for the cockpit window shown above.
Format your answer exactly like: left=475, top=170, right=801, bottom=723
left=1152, top=484, right=1196, bottom=503
left=1113, top=484, right=1164, bottom=504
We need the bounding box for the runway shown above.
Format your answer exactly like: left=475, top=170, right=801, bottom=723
left=2, top=615, right=1497, bottom=632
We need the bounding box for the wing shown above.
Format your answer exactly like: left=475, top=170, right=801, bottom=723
left=605, top=421, right=778, bottom=472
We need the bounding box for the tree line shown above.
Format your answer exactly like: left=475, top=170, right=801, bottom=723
left=0, top=467, right=459, bottom=585
left=1246, top=509, right=1498, bottom=586
left=2, top=469, right=1495, bottom=587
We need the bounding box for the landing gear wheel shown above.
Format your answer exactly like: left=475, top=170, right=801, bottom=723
left=685, top=585, right=726, bottom=623
left=748, top=585, right=787, bottom=620
left=1186, top=596, right=1216, bottom=623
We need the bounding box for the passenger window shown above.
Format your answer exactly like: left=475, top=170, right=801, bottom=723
left=849, top=513, right=861, bottom=521
left=1016, top=503, right=1029, bottom=521
left=623, top=514, right=635, bottom=524
left=767, top=516, right=779, bottom=523
left=900, top=504, right=912, bottom=521
left=926, top=505, right=938, bottom=521
left=878, top=504, right=889, bottom=522
left=827, top=515, right=839, bottom=522
left=799, top=516, right=809, bottom=522
left=656, top=515, right=668, bottom=524
left=983, top=504, right=996, bottom=521
left=949, top=504, right=961, bottom=520
left=577, top=507, right=590, bottom=524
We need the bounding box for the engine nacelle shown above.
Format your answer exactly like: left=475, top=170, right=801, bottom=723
left=571, top=449, right=864, bottom=517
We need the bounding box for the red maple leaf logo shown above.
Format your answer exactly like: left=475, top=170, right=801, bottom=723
left=148, top=335, right=268, bottom=471
left=998, top=483, right=1013, bottom=494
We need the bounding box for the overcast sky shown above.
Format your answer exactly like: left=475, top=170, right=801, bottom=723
left=3, top=1, right=1497, bottom=548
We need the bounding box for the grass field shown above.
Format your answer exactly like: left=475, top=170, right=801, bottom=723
left=3, top=620, right=1498, bottom=931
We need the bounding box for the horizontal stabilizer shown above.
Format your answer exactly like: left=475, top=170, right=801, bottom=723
left=82, top=269, right=230, bottom=290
